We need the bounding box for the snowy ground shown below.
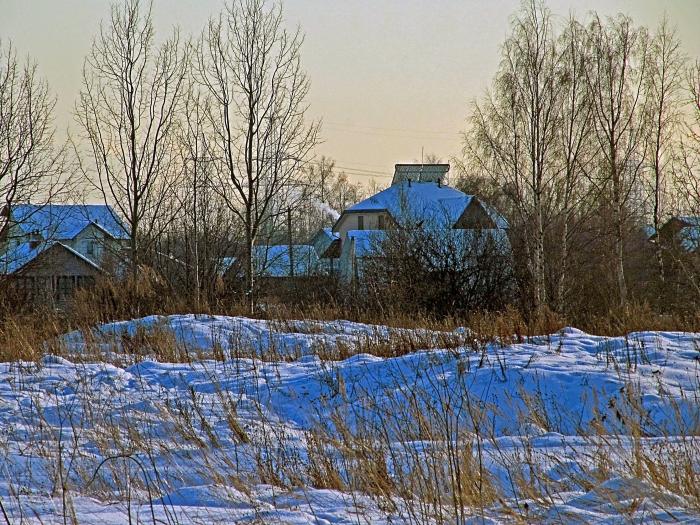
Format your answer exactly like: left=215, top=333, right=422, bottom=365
left=1, top=315, right=699, bottom=523
left=60, top=314, right=453, bottom=359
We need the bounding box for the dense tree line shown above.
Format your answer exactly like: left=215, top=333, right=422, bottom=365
left=2, top=0, right=700, bottom=321
left=461, top=0, right=700, bottom=318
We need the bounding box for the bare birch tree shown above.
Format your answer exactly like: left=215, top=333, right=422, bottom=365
left=676, top=62, right=700, bottom=213
left=465, top=1, right=563, bottom=311
left=174, top=86, right=232, bottom=306
left=76, top=0, right=188, bottom=274
left=585, top=14, right=649, bottom=306
left=666, top=61, right=700, bottom=300
left=196, top=0, right=319, bottom=313
left=644, top=16, right=685, bottom=282
left=552, top=17, right=594, bottom=311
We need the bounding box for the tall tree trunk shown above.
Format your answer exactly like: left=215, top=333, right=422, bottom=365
left=130, top=221, right=138, bottom=279
left=612, top=157, right=627, bottom=306
left=534, top=196, right=546, bottom=310
left=245, top=216, right=255, bottom=316
left=556, top=212, right=569, bottom=312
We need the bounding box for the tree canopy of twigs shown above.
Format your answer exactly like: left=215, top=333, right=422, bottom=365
left=76, top=0, right=189, bottom=274
left=462, top=1, right=691, bottom=314
left=195, top=0, right=320, bottom=313
left=0, top=40, right=67, bottom=224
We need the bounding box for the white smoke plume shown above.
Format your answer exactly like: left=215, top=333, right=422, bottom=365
left=314, top=200, right=340, bottom=221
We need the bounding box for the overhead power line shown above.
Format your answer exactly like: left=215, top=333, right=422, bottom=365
left=324, top=120, right=460, bottom=137
left=334, top=165, right=392, bottom=177
left=323, top=126, right=461, bottom=141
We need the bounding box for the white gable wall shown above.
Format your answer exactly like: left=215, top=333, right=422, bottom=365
left=333, top=212, right=389, bottom=240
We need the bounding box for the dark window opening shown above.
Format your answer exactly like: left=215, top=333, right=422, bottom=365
left=358, top=215, right=364, bottom=230
left=87, top=240, right=98, bottom=257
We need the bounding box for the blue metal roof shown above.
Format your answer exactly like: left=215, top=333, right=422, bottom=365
left=0, top=241, right=103, bottom=275
left=10, top=204, right=129, bottom=241
left=343, top=181, right=507, bottom=229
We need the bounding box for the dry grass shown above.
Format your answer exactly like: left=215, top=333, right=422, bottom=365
left=1, top=276, right=699, bottom=521
left=0, top=331, right=698, bottom=523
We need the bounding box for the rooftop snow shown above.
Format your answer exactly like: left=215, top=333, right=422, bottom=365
left=345, top=181, right=473, bottom=228
left=678, top=215, right=700, bottom=227
left=256, top=245, right=320, bottom=276
left=343, top=181, right=508, bottom=230
left=679, top=226, right=700, bottom=252
left=0, top=241, right=45, bottom=273
left=10, top=204, right=129, bottom=241
left=0, top=241, right=103, bottom=274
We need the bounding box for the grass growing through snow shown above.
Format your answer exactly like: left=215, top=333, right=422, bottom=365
left=0, top=311, right=698, bottom=523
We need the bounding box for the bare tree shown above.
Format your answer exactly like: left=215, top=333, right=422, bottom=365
left=585, top=14, right=650, bottom=306
left=465, top=1, right=563, bottom=311
left=301, top=157, right=368, bottom=234
left=171, top=85, right=237, bottom=307
left=666, top=61, right=700, bottom=301
left=196, top=0, right=319, bottom=313
left=76, top=0, right=189, bottom=275
left=364, top=224, right=514, bottom=316
left=644, top=16, right=685, bottom=282
left=676, top=61, right=700, bottom=214
left=0, top=41, right=67, bottom=224
left=552, top=17, right=594, bottom=311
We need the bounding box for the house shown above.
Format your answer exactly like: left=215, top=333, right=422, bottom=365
left=318, top=163, right=509, bottom=282
left=310, top=228, right=341, bottom=275
left=222, top=244, right=322, bottom=280
left=655, top=216, right=700, bottom=252
left=0, top=204, right=129, bottom=304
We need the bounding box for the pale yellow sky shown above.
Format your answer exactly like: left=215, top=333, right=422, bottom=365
left=3, top=0, right=700, bottom=184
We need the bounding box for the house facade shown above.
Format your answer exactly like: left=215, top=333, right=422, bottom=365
left=0, top=204, right=129, bottom=305
left=655, top=216, right=700, bottom=252
left=315, top=163, right=509, bottom=283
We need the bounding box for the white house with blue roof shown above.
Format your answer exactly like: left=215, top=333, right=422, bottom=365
left=0, top=204, right=129, bottom=304
left=324, top=163, right=509, bottom=283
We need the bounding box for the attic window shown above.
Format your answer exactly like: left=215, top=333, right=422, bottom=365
left=357, top=215, right=364, bottom=230
left=378, top=215, right=385, bottom=230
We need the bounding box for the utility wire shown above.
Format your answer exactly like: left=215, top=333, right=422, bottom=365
left=324, top=120, right=459, bottom=137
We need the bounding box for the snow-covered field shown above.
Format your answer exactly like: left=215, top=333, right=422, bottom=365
left=1, top=315, right=699, bottom=523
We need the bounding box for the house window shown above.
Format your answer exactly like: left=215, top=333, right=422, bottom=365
left=378, top=215, right=385, bottom=230
left=55, top=276, right=76, bottom=302
left=357, top=215, right=364, bottom=230
left=87, top=240, right=98, bottom=257
left=77, top=276, right=95, bottom=289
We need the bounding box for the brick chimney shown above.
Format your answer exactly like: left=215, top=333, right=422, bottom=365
left=391, top=164, right=449, bottom=186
